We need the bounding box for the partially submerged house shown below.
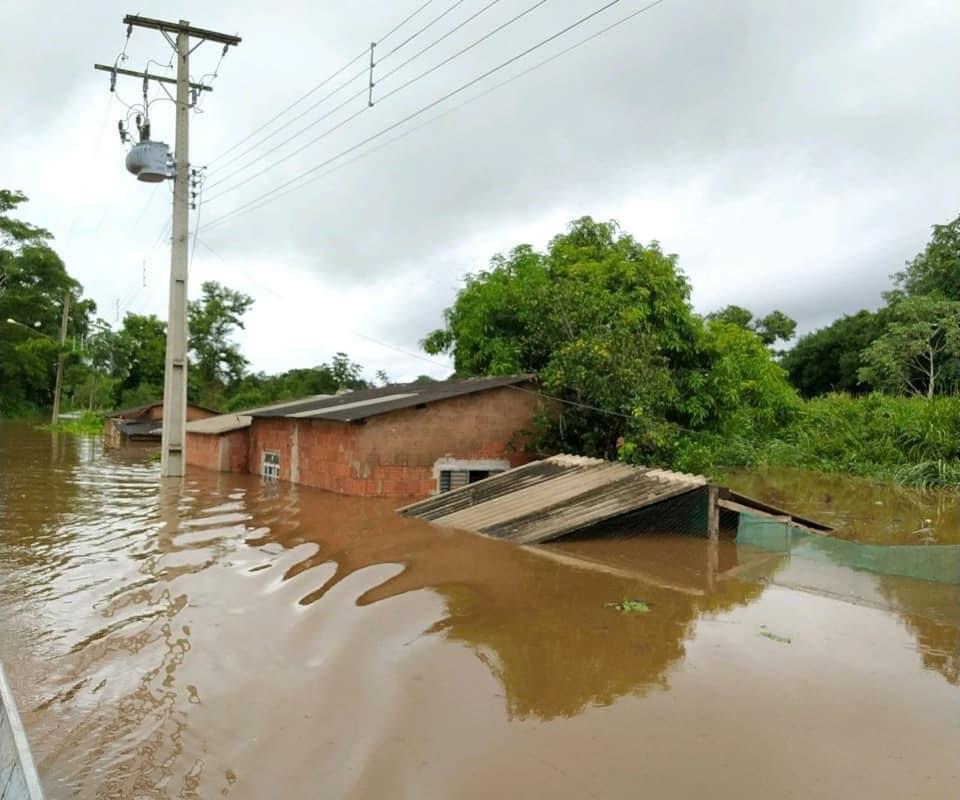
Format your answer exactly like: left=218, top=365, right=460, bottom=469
left=104, top=401, right=218, bottom=448
left=400, top=454, right=832, bottom=543
left=186, top=375, right=544, bottom=497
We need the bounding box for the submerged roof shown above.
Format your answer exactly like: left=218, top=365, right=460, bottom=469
left=116, top=420, right=162, bottom=438
left=251, top=374, right=534, bottom=423
left=399, top=455, right=708, bottom=544
left=399, top=454, right=832, bottom=544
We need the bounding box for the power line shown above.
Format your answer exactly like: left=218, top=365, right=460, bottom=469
left=204, top=104, right=369, bottom=200
left=378, top=0, right=437, bottom=43
left=206, top=49, right=368, bottom=169
left=205, top=0, right=550, bottom=202
left=377, top=0, right=470, bottom=62
left=206, top=0, right=439, bottom=170
left=377, top=0, right=547, bottom=100
left=204, top=66, right=369, bottom=180
left=201, top=0, right=642, bottom=231
left=375, top=0, right=505, bottom=83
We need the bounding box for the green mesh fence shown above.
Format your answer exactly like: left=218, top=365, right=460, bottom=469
left=737, top=513, right=960, bottom=585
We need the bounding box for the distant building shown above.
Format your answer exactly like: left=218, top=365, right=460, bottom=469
left=186, top=375, right=544, bottom=498
left=104, top=401, right=218, bottom=448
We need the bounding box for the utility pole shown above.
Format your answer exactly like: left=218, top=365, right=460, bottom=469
left=95, top=16, right=240, bottom=477
left=51, top=292, right=70, bottom=424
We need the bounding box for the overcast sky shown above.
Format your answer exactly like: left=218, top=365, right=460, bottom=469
left=3, top=0, right=958, bottom=382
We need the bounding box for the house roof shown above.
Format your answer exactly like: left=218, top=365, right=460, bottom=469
left=116, top=420, right=162, bottom=438
left=106, top=402, right=162, bottom=419
left=250, top=375, right=535, bottom=423
left=185, top=395, right=333, bottom=435
left=398, top=454, right=831, bottom=544
left=106, top=401, right=219, bottom=419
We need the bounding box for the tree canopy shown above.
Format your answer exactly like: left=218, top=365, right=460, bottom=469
left=859, top=296, right=960, bottom=398
left=424, top=216, right=798, bottom=462
left=706, top=305, right=797, bottom=347
left=780, top=309, right=888, bottom=397
left=891, top=213, right=960, bottom=300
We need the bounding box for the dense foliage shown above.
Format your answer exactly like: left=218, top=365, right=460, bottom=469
left=424, top=217, right=799, bottom=463
left=784, top=211, right=960, bottom=397
left=781, top=309, right=888, bottom=397
left=679, top=393, right=960, bottom=489
left=425, top=215, right=960, bottom=487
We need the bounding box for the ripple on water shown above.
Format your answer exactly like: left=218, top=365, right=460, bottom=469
left=1, top=422, right=958, bottom=799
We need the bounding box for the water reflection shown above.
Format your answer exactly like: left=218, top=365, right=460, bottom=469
left=1, top=422, right=958, bottom=799
left=724, top=466, right=960, bottom=544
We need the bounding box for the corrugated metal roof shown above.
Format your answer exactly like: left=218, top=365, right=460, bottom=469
left=251, top=375, right=534, bottom=423
left=399, top=455, right=708, bottom=544
left=185, top=395, right=333, bottom=435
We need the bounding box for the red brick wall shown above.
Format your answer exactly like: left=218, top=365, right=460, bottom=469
left=224, top=429, right=249, bottom=472
left=247, top=384, right=542, bottom=498
left=186, top=429, right=249, bottom=472
left=186, top=405, right=218, bottom=421
left=186, top=431, right=220, bottom=470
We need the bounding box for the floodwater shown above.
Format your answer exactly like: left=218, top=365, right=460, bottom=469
left=724, top=466, right=960, bottom=545
left=0, top=423, right=957, bottom=799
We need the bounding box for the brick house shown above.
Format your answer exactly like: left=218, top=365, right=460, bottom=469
left=185, top=375, right=544, bottom=498
left=104, top=401, right=218, bottom=448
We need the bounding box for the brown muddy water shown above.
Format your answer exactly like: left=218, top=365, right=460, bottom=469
left=1, top=423, right=958, bottom=799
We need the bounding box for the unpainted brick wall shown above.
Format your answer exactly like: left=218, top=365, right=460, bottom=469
left=186, top=429, right=250, bottom=472
left=247, top=385, right=542, bottom=497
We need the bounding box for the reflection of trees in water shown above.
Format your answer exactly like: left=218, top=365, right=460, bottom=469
left=248, top=488, right=778, bottom=722
left=426, top=565, right=765, bottom=721
left=876, top=575, right=960, bottom=685
left=722, top=466, right=960, bottom=545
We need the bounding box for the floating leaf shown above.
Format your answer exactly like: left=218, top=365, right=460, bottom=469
left=605, top=599, right=651, bottom=614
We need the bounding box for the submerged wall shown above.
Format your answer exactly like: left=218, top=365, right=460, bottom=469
left=186, top=429, right=249, bottom=473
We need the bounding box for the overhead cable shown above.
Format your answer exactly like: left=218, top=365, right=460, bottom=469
left=201, top=0, right=640, bottom=229
left=207, top=0, right=441, bottom=169
left=204, top=0, right=552, bottom=202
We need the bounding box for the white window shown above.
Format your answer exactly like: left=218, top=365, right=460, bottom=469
left=262, top=451, right=280, bottom=480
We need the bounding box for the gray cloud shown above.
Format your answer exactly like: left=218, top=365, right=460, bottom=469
left=3, top=0, right=958, bottom=379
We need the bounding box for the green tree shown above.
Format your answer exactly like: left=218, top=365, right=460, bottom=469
left=425, top=217, right=797, bottom=462
left=111, top=314, right=167, bottom=407
left=859, top=296, right=960, bottom=398
left=424, top=218, right=701, bottom=458
left=781, top=309, right=889, bottom=397
left=679, top=320, right=800, bottom=434
left=0, top=190, right=95, bottom=414
left=891, top=213, right=960, bottom=300
left=329, top=352, right=366, bottom=390
left=188, top=281, right=253, bottom=404
left=706, top=304, right=797, bottom=346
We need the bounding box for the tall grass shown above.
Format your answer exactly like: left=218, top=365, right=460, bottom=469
left=675, top=393, right=960, bottom=489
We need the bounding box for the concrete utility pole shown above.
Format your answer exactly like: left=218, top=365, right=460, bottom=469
left=95, top=16, right=240, bottom=477
left=50, top=292, right=70, bottom=424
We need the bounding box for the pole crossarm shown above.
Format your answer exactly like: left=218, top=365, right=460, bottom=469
left=123, top=15, right=242, bottom=46
left=94, top=64, right=213, bottom=92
